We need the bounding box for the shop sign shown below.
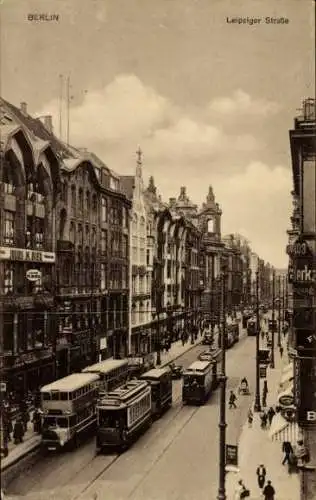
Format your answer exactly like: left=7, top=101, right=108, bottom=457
left=288, top=256, right=316, bottom=286
left=225, top=444, right=238, bottom=466
left=297, top=357, right=316, bottom=427
left=0, top=246, right=55, bottom=263
left=286, top=237, right=312, bottom=257
left=26, top=269, right=42, bottom=281
left=279, top=394, right=294, bottom=407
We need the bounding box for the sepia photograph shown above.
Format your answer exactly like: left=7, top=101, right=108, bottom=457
left=0, top=0, right=315, bottom=499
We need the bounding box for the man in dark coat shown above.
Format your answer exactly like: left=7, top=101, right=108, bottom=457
left=267, top=407, right=276, bottom=427
left=256, top=464, right=267, bottom=489
left=229, top=391, right=237, bottom=409
left=282, top=440, right=294, bottom=465
left=13, top=417, right=24, bottom=444
left=263, top=480, right=275, bottom=499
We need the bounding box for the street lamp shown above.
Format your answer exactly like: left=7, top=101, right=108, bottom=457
left=254, top=269, right=261, bottom=412
left=217, top=267, right=227, bottom=500
left=277, top=275, right=281, bottom=348
left=270, top=270, right=275, bottom=369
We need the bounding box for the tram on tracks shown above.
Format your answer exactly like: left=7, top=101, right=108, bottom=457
left=40, top=373, right=99, bottom=451
left=96, top=379, right=152, bottom=452
left=140, top=367, right=172, bottom=418
left=182, top=359, right=219, bottom=405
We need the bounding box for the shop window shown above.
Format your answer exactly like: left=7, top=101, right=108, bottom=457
left=3, top=210, right=15, bottom=246
left=3, top=263, right=14, bottom=294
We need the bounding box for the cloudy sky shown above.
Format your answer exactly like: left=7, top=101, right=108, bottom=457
left=1, top=0, right=315, bottom=267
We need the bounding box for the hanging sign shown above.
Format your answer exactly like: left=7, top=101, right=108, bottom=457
left=225, top=444, right=238, bottom=466
left=26, top=269, right=42, bottom=281
left=259, top=366, right=267, bottom=378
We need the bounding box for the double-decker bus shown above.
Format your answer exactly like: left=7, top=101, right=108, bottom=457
left=96, top=379, right=151, bottom=452
left=82, top=358, right=129, bottom=396
left=140, top=367, right=172, bottom=418
left=40, top=373, right=99, bottom=451
left=182, top=360, right=218, bottom=405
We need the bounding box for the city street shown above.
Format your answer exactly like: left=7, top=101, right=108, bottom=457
left=6, top=330, right=256, bottom=500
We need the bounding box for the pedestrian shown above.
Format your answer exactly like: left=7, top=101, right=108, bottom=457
left=32, top=408, right=42, bottom=434
left=263, top=480, right=275, bottom=500
left=234, top=479, right=250, bottom=499
left=279, top=345, right=284, bottom=358
left=13, top=417, right=24, bottom=444
left=282, top=440, right=294, bottom=465
left=256, top=464, right=267, bottom=489
left=3, top=415, right=12, bottom=442
left=229, top=391, right=237, bottom=409
left=247, top=408, right=253, bottom=427
left=261, top=329, right=265, bottom=341
left=260, top=411, right=268, bottom=429
left=267, top=407, right=276, bottom=427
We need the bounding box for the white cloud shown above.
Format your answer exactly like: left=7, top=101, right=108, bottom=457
left=209, top=89, right=280, bottom=116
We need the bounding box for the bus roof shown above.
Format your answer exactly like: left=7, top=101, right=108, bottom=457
left=185, top=360, right=212, bottom=372
left=140, top=367, right=170, bottom=380
left=40, top=373, right=99, bottom=393
left=82, top=358, right=128, bottom=374
left=98, top=379, right=149, bottom=406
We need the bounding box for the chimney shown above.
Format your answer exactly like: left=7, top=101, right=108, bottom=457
left=43, top=115, right=53, bottom=134
left=20, top=102, right=27, bottom=115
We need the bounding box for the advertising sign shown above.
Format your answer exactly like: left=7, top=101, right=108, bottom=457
left=297, top=357, right=316, bottom=427
left=259, top=366, right=267, bottom=378
left=286, top=236, right=313, bottom=258
left=26, top=269, right=42, bottom=281
left=225, top=444, right=238, bottom=466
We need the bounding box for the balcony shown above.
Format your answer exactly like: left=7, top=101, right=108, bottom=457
left=57, top=240, right=75, bottom=253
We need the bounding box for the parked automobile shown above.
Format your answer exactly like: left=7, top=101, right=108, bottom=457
left=169, top=362, right=184, bottom=379
left=202, top=333, right=214, bottom=345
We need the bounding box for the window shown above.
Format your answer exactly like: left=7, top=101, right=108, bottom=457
left=146, top=249, right=150, bottom=266
left=123, top=234, right=128, bottom=258
left=3, top=263, right=13, bottom=294
left=101, top=229, right=107, bottom=253
left=85, top=225, right=90, bottom=244
left=122, top=266, right=127, bottom=289
left=61, top=181, right=68, bottom=203
left=71, top=185, right=76, bottom=209
left=78, top=188, right=84, bottom=213
left=92, top=227, right=97, bottom=247
left=3, top=211, right=15, bottom=246
left=101, top=197, right=107, bottom=222
left=86, top=191, right=90, bottom=213
left=101, top=263, right=106, bottom=290
left=207, top=219, right=214, bottom=232
left=34, top=218, right=44, bottom=249
left=69, top=222, right=76, bottom=244
left=122, top=207, right=127, bottom=228
left=77, top=224, right=83, bottom=246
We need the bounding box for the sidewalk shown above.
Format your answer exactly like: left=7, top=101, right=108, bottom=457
left=226, top=332, right=300, bottom=500
left=156, top=333, right=203, bottom=367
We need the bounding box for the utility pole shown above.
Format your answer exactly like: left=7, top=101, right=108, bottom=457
left=271, top=270, right=275, bottom=369
left=217, top=267, right=227, bottom=500
left=277, top=275, right=281, bottom=348
left=254, top=269, right=261, bottom=412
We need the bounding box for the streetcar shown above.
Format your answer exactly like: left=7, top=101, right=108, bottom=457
left=140, top=367, right=172, bottom=418
left=40, top=373, right=99, bottom=451
left=225, top=322, right=239, bottom=347
left=182, top=360, right=218, bottom=405
left=82, top=358, right=130, bottom=396
left=96, top=379, right=152, bottom=452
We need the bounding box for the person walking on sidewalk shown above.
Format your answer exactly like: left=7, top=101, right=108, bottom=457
left=234, top=479, right=250, bottom=499
left=282, top=440, right=294, bottom=465
left=267, top=406, right=276, bottom=427
left=256, top=464, right=267, bottom=489
left=279, top=345, right=284, bottom=358
left=262, top=480, right=275, bottom=500
left=247, top=408, right=253, bottom=428
left=229, top=391, right=237, bottom=409
left=13, top=417, right=24, bottom=444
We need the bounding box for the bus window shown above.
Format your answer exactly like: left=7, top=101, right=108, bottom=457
left=51, top=392, right=60, bottom=401
left=99, top=409, right=126, bottom=428
left=42, top=392, right=51, bottom=400
left=60, top=392, right=68, bottom=401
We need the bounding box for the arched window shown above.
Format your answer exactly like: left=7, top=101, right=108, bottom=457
left=78, top=188, right=84, bottom=212
left=59, top=209, right=67, bottom=240
left=207, top=219, right=214, bottom=233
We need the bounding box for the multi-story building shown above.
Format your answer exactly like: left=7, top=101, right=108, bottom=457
left=121, top=148, right=153, bottom=355
left=288, top=98, right=316, bottom=499
left=0, top=99, right=60, bottom=396
left=198, top=186, right=224, bottom=330
left=222, top=234, right=243, bottom=314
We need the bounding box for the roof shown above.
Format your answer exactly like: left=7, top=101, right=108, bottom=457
left=140, top=367, right=170, bottom=379
left=186, top=360, right=212, bottom=372
left=120, top=175, right=135, bottom=199
left=98, top=379, right=149, bottom=406
left=40, top=373, right=99, bottom=392
left=82, top=358, right=128, bottom=374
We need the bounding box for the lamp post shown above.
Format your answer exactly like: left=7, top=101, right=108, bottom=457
left=254, top=269, right=261, bottom=412
left=277, top=275, right=281, bottom=348
left=156, top=312, right=161, bottom=366
left=217, top=267, right=227, bottom=500
left=270, top=270, right=275, bottom=369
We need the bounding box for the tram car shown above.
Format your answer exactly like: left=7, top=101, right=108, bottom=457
left=182, top=359, right=218, bottom=405
left=225, top=322, right=239, bottom=347
left=96, top=379, right=152, bottom=452
left=140, top=367, right=172, bottom=418
left=40, top=373, right=99, bottom=451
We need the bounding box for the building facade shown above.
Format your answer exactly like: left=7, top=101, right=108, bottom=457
left=0, top=100, right=60, bottom=396
left=288, top=98, right=316, bottom=499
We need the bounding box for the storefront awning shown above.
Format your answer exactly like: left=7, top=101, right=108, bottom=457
left=269, top=413, right=302, bottom=443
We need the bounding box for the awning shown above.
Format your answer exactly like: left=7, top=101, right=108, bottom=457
left=269, top=413, right=302, bottom=443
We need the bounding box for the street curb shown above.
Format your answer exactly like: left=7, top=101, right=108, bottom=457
left=1, top=439, right=41, bottom=474
left=160, top=340, right=202, bottom=368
